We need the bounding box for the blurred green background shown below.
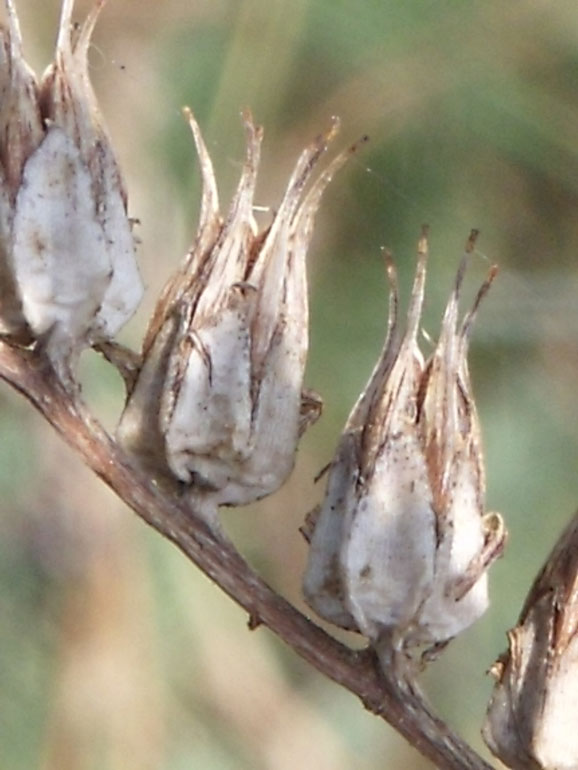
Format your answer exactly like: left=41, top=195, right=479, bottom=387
left=2, top=0, right=578, bottom=768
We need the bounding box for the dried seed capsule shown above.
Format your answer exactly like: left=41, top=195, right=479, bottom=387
left=118, top=111, right=360, bottom=522
left=0, top=0, right=143, bottom=380
left=303, top=230, right=506, bottom=662
left=38, top=0, right=143, bottom=341
left=484, top=511, right=578, bottom=770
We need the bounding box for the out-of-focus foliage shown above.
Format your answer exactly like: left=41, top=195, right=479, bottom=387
left=2, top=1, right=578, bottom=768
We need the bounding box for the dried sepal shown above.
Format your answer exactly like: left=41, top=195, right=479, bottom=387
left=118, top=112, right=359, bottom=520
left=0, top=0, right=44, bottom=193
left=484, top=511, right=578, bottom=770
left=0, top=0, right=44, bottom=340
left=303, top=230, right=506, bottom=663
left=0, top=178, right=26, bottom=338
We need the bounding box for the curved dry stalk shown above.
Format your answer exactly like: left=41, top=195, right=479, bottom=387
left=0, top=340, right=494, bottom=770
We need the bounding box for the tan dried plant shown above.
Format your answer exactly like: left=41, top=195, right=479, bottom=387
left=1, top=3, right=575, bottom=770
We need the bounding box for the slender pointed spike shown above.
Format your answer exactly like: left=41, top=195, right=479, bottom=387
left=452, top=255, right=468, bottom=299
left=240, top=107, right=253, bottom=124
left=254, top=117, right=349, bottom=294
left=76, top=0, right=107, bottom=58
left=465, top=228, right=480, bottom=254
left=405, top=225, right=429, bottom=340
left=283, top=116, right=342, bottom=207
left=460, top=264, right=499, bottom=341
left=418, top=223, right=429, bottom=254
left=382, top=247, right=399, bottom=339
left=223, top=110, right=262, bottom=241
left=296, top=133, right=368, bottom=228
left=323, top=115, right=341, bottom=145
left=450, top=229, right=481, bottom=301
left=240, top=109, right=263, bottom=171
left=182, top=106, right=220, bottom=219
left=56, top=0, right=75, bottom=55
left=5, top=0, right=24, bottom=51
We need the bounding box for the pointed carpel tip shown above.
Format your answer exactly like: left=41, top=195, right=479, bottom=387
left=78, top=0, right=108, bottom=54
left=293, top=120, right=360, bottom=217
left=405, top=227, right=429, bottom=338
left=326, top=115, right=341, bottom=143
left=240, top=108, right=264, bottom=143
left=381, top=245, right=395, bottom=275
left=309, top=116, right=340, bottom=156
left=465, top=228, right=480, bottom=254
left=182, top=107, right=209, bottom=163
left=4, top=0, right=16, bottom=23
left=57, top=0, right=75, bottom=49
left=240, top=106, right=254, bottom=127
left=488, top=264, right=499, bottom=283
left=475, top=262, right=499, bottom=305
left=381, top=244, right=393, bottom=264
left=317, top=130, right=368, bottom=190
left=5, top=0, right=23, bottom=48
left=381, top=247, right=399, bottom=294
left=182, top=105, right=196, bottom=131
left=417, top=224, right=430, bottom=256
left=456, top=253, right=468, bottom=282
left=455, top=229, right=482, bottom=296
left=58, top=0, right=103, bottom=58
left=181, top=107, right=215, bottom=167
left=460, top=258, right=498, bottom=340
left=380, top=245, right=393, bottom=264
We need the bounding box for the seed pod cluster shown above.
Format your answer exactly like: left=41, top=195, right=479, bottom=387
left=484, top=511, right=578, bottom=770
left=303, top=229, right=506, bottom=662
left=0, top=0, right=143, bottom=380
left=117, top=109, right=360, bottom=523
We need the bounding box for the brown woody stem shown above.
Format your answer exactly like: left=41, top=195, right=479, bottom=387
left=0, top=341, right=494, bottom=770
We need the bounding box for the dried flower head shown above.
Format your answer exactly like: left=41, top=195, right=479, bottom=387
left=0, top=0, right=143, bottom=379
left=118, top=110, right=361, bottom=523
left=303, top=229, right=506, bottom=663
left=484, top=511, right=578, bottom=770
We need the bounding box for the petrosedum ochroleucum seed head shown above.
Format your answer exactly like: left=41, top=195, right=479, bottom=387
left=0, top=0, right=143, bottom=381
left=117, top=109, right=365, bottom=526
left=484, top=511, right=578, bottom=770
left=303, top=228, right=507, bottom=666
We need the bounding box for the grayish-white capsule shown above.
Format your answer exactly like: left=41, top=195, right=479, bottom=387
left=303, top=230, right=506, bottom=663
